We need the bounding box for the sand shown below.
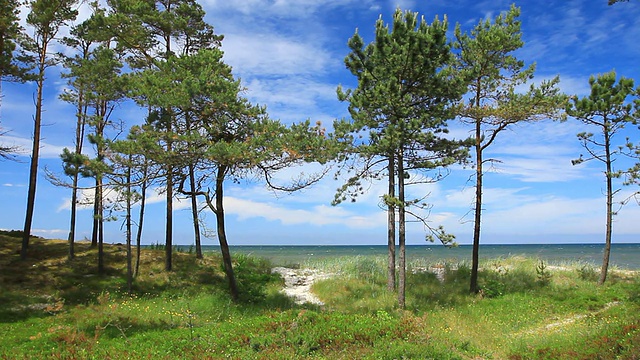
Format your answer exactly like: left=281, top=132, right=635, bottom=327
left=272, top=267, right=333, bottom=305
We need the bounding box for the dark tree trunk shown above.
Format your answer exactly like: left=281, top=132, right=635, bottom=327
left=600, top=130, right=613, bottom=285
left=91, top=182, right=99, bottom=247
left=68, top=172, right=79, bottom=259
left=68, top=55, right=88, bottom=260
left=165, top=120, right=173, bottom=272
left=387, top=156, right=396, bottom=291
left=165, top=169, right=173, bottom=271
left=470, top=131, right=483, bottom=294
left=126, top=157, right=133, bottom=294
left=20, top=57, right=46, bottom=260
left=97, top=178, right=104, bottom=274
left=134, top=168, right=147, bottom=278
left=470, top=88, right=483, bottom=294
left=397, top=152, right=406, bottom=309
left=189, top=164, right=202, bottom=259
left=214, top=166, right=239, bottom=301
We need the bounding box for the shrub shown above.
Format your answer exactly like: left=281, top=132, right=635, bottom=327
left=577, top=263, right=599, bottom=281
left=232, top=254, right=280, bottom=303
left=536, top=260, right=552, bottom=286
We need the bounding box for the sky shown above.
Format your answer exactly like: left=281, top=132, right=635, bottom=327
left=1, top=0, right=640, bottom=246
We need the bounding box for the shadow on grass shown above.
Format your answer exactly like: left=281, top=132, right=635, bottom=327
left=1, top=233, right=299, bottom=324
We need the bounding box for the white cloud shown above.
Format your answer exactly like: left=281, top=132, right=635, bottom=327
left=142, top=187, right=191, bottom=211
left=222, top=33, right=332, bottom=78
left=224, top=195, right=385, bottom=228
left=1, top=135, right=67, bottom=159
left=31, top=228, right=68, bottom=238
left=57, top=186, right=192, bottom=213
left=203, top=0, right=368, bottom=19
left=389, top=0, right=416, bottom=11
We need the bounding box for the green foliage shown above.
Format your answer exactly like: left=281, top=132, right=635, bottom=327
left=536, top=259, right=552, bottom=286
left=335, top=9, right=469, bottom=203
left=566, top=71, right=639, bottom=284
left=482, top=277, right=507, bottom=298
left=453, top=4, right=568, bottom=294
left=577, top=263, right=599, bottom=281
left=336, top=8, right=470, bottom=307
left=0, top=0, right=32, bottom=83
left=232, top=253, right=280, bottom=304
left=567, top=71, right=637, bottom=168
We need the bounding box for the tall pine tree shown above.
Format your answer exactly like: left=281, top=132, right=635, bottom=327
left=453, top=5, right=567, bottom=293
left=336, top=9, right=468, bottom=308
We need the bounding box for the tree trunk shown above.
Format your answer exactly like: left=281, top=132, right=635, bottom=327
left=126, top=157, right=133, bottom=294
left=214, top=166, right=239, bottom=301
left=68, top=90, right=87, bottom=260
left=600, top=130, right=613, bottom=285
left=68, top=172, right=78, bottom=259
left=189, top=164, right=203, bottom=259
left=397, top=152, right=406, bottom=309
left=20, top=56, right=47, bottom=260
left=165, top=169, right=173, bottom=271
left=470, top=117, right=483, bottom=294
left=387, top=155, right=396, bottom=291
left=97, top=177, right=104, bottom=274
left=91, top=183, right=99, bottom=247
left=165, top=122, right=173, bottom=272
left=134, top=168, right=147, bottom=278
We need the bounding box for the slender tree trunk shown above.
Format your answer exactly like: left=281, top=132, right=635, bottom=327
left=165, top=171, right=173, bottom=271
left=134, top=167, right=147, bottom=278
left=214, top=166, right=239, bottom=301
left=600, top=131, right=613, bottom=285
left=387, top=156, right=396, bottom=291
left=165, top=131, right=173, bottom=271
left=470, top=118, right=483, bottom=294
left=97, top=177, right=104, bottom=274
left=189, top=164, right=202, bottom=259
left=95, top=106, right=107, bottom=273
left=126, top=156, right=133, bottom=294
left=397, top=152, right=406, bottom=309
left=20, top=57, right=47, bottom=260
left=91, top=183, right=99, bottom=247
left=68, top=173, right=79, bottom=258
left=68, top=91, right=87, bottom=260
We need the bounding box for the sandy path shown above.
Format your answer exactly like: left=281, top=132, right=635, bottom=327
left=272, top=267, right=332, bottom=305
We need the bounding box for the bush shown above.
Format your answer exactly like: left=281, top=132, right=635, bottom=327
left=577, top=263, right=599, bottom=281
left=232, top=254, right=280, bottom=303
left=536, top=260, right=552, bottom=286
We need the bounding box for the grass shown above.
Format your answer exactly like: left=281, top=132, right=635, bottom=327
left=1, top=232, right=640, bottom=359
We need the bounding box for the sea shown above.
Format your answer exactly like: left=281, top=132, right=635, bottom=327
left=191, top=244, right=640, bottom=270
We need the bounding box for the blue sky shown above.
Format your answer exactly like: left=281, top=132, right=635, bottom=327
left=1, top=0, right=640, bottom=245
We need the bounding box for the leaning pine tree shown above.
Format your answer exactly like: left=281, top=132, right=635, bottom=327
left=132, top=48, right=333, bottom=301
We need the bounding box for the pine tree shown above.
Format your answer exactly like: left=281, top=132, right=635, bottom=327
left=336, top=9, right=468, bottom=308
left=453, top=5, right=567, bottom=293
left=20, top=0, right=78, bottom=259
left=567, top=71, right=638, bottom=285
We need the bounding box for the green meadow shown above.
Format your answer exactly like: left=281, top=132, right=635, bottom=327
left=1, top=233, right=640, bottom=359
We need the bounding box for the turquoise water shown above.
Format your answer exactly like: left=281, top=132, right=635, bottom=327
left=194, top=244, right=640, bottom=269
